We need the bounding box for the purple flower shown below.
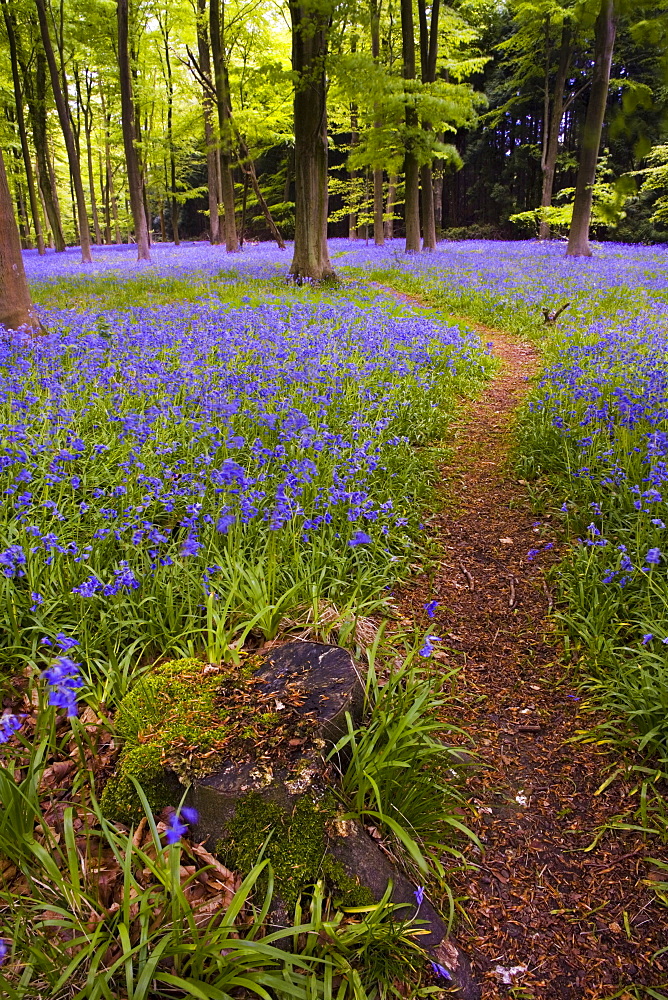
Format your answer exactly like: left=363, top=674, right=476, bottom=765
left=651, top=519, right=665, bottom=529
left=348, top=531, right=372, bottom=546
left=430, top=962, right=451, bottom=981
left=526, top=548, right=539, bottom=561
left=164, top=806, right=198, bottom=845
left=646, top=548, right=662, bottom=565
left=642, top=634, right=653, bottom=645
left=424, top=600, right=439, bottom=618
left=42, top=656, right=83, bottom=717
left=0, top=939, right=8, bottom=965
left=0, top=545, right=26, bottom=579
left=0, top=714, right=22, bottom=744
left=414, top=885, right=425, bottom=907
left=419, top=635, right=441, bottom=658
left=54, top=633, right=79, bottom=651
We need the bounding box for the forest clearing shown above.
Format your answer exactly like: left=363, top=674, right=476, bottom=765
left=2, top=0, right=668, bottom=995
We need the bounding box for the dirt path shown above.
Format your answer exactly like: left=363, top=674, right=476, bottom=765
left=379, top=286, right=668, bottom=999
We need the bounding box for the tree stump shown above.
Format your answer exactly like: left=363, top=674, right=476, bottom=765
left=179, top=640, right=480, bottom=999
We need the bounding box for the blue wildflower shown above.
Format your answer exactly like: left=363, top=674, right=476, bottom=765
left=0, top=714, right=22, bottom=743
left=419, top=635, right=441, bottom=658
left=430, top=962, right=451, bottom=981
left=646, top=548, right=662, bottom=565
left=424, top=600, right=439, bottom=618
left=42, top=656, right=83, bottom=717
left=164, top=806, right=199, bottom=845
left=348, top=531, right=372, bottom=546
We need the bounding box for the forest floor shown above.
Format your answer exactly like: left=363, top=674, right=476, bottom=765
left=379, top=286, right=668, bottom=1000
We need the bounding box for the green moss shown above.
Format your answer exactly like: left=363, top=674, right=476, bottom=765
left=101, top=657, right=236, bottom=824
left=222, top=792, right=374, bottom=909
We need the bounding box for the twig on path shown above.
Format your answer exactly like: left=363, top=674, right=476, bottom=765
left=542, top=579, right=554, bottom=611
left=459, top=561, right=474, bottom=591
left=508, top=575, right=517, bottom=608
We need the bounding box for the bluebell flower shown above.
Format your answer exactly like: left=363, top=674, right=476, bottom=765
left=419, top=635, right=441, bottom=657
left=0, top=714, right=22, bottom=743
left=642, top=634, right=653, bottom=645
left=646, top=548, right=662, bottom=565
left=414, top=885, right=425, bottom=906
left=348, top=531, right=372, bottom=546
left=424, top=600, right=439, bottom=618
left=0, top=545, right=26, bottom=579
left=430, top=962, right=451, bottom=981
left=164, top=806, right=199, bottom=845
left=0, top=939, right=7, bottom=965
left=42, top=656, right=83, bottom=717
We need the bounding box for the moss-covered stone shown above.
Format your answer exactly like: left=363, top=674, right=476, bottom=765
left=221, top=792, right=374, bottom=909
left=101, top=657, right=251, bottom=824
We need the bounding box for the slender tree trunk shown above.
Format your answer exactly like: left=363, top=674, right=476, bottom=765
left=417, top=0, right=439, bottom=250
left=349, top=102, right=359, bottom=239
left=239, top=170, right=249, bottom=246
left=35, top=0, right=92, bottom=262
left=2, top=0, right=45, bottom=254
left=401, top=0, right=420, bottom=252
left=235, top=130, right=286, bottom=248
left=159, top=19, right=180, bottom=245
left=433, top=170, right=442, bottom=232
left=196, top=0, right=221, bottom=243
left=567, top=0, right=616, bottom=257
left=29, top=48, right=65, bottom=250
left=100, top=151, right=110, bottom=243
left=209, top=0, right=238, bottom=252
left=117, top=0, right=151, bottom=260
left=100, top=89, right=121, bottom=244
left=385, top=175, right=397, bottom=238
left=288, top=0, right=335, bottom=281
left=77, top=67, right=103, bottom=244
left=0, top=148, right=41, bottom=333
left=370, top=0, right=384, bottom=245
left=540, top=22, right=571, bottom=239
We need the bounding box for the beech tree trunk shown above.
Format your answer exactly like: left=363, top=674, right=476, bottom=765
left=417, top=0, right=439, bottom=250
left=385, top=175, right=397, bottom=238
left=209, top=0, right=238, bottom=252
left=539, top=22, right=571, bottom=240
left=28, top=48, right=65, bottom=251
left=196, top=0, right=221, bottom=244
left=35, top=0, right=92, bottom=262
left=0, top=148, right=41, bottom=334
left=2, top=0, right=45, bottom=254
left=567, top=0, right=616, bottom=257
left=401, top=0, right=420, bottom=252
left=75, top=66, right=103, bottom=244
left=117, top=0, right=151, bottom=260
left=370, top=0, right=384, bottom=245
left=288, top=0, right=335, bottom=281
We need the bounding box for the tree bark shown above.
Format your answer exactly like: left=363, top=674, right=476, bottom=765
left=401, top=0, right=420, bottom=252
left=117, top=0, right=151, bottom=260
left=209, top=0, right=238, bottom=252
left=34, top=0, right=92, bottom=262
left=288, top=0, right=335, bottom=281
left=2, top=0, right=45, bottom=254
left=539, top=21, right=571, bottom=240
left=417, top=0, right=439, bottom=250
left=26, top=46, right=65, bottom=250
left=196, top=0, right=221, bottom=243
left=385, top=175, right=397, bottom=238
left=75, top=66, right=103, bottom=244
left=370, top=0, right=384, bottom=245
left=0, top=148, right=41, bottom=334
left=566, top=0, right=616, bottom=257
left=159, top=17, right=180, bottom=244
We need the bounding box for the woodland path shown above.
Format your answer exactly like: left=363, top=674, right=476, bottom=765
left=378, top=286, right=668, bottom=1000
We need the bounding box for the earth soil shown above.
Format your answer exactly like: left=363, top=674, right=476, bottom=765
left=380, top=285, right=668, bottom=1000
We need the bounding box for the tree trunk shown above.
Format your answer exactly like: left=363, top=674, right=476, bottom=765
left=75, top=66, right=103, bottom=244
left=159, top=18, right=180, bottom=245
left=28, top=48, right=66, bottom=250
left=117, top=0, right=151, bottom=260
left=209, top=0, right=238, bottom=252
left=540, top=22, right=571, bottom=240
left=370, top=0, right=384, bottom=245
left=417, top=0, right=439, bottom=250
left=566, top=0, right=616, bottom=257
left=385, top=175, right=397, bottom=238
left=349, top=101, right=359, bottom=239
left=2, top=0, right=45, bottom=254
left=0, top=148, right=41, bottom=334
left=288, top=0, right=335, bottom=282
left=196, top=0, right=221, bottom=244
left=235, top=130, right=286, bottom=249
left=35, top=0, right=92, bottom=262
left=401, top=0, right=420, bottom=252
left=100, top=89, right=122, bottom=244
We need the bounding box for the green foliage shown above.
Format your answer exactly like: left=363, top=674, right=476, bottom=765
left=331, top=641, right=481, bottom=888
left=223, top=793, right=374, bottom=910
